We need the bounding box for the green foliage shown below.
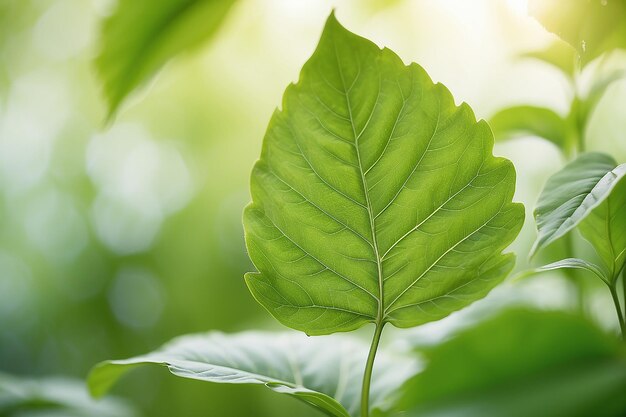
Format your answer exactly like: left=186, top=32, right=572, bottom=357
left=531, top=152, right=626, bottom=258
left=579, top=175, right=626, bottom=281
left=489, top=105, right=568, bottom=148
left=243, top=13, right=524, bottom=337
left=534, top=258, right=609, bottom=284
left=396, top=309, right=626, bottom=417
left=531, top=152, right=626, bottom=336
left=529, top=0, right=626, bottom=65
left=521, top=40, right=577, bottom=77
left=96, top=0, right=237, bottom=118
left=0, top=372, right=138, bottom=417
left=88, top=331, right=416, bottom=417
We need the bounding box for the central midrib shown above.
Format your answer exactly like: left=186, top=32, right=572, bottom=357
left=332, top=43, right=385, bottom=325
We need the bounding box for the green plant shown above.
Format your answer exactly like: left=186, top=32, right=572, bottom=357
left=498, top=0, right=626, bottom=339
left=89, top=13, right=525, bottom=417
left=491, top=0, right=626, bottom=158
left=530, top=152, right=626, bottom=337
left=83, top=5, right=626, bottom=417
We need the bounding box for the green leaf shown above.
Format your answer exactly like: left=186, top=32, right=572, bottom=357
left=529, top=0, right=626, bottom=65
left=88, top=331, right=416, bottom=417
left=579, top=174, right=626, bottom=281
left=0, top=372, right=138, bottom=417
left=96, top=0, right=237, bottom=118
left=397, top=309, right=626, bottom=417
left=243, top=13, right=524, bottom=336
left=531, top=152, right=626, bottom=257
left=521, top=40, right=577, bottom=77
left=534, top=258, right=609, bottom=284
left=488, top=105, right=568, bottom=147
left=580, top=68, right=626, bottom=122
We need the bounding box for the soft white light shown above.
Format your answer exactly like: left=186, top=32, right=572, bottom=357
left=87, top=123, right=194, bottom=254
left=108, top=267, right=165, bottom=329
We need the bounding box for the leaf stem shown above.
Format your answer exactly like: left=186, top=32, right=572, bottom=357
left=622, top=269, right=626, bottom=341
left=361, top=323, right=385, bottom=417
left=609, top=284, right=625, bottom=339
left=562, top=234, right=586, bottom=312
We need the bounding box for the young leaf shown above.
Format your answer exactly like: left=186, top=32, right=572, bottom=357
left=533, top=258, right=609, bottom=284
left=396, top=309, right=626, bottom=417
left=96, top=0, right=237, bottom=118
left=580, top=68, right=626, bottom=124
left=521, top=40, right=577, bottom=77
left=531, top=152, right=626, bottom=257
left=579, top=175, right=626, bottom=281
left=243, top=13, right=524, bottom=336
left=489, top=105, right=568, bottom=147
left=529, top=0, right=626, bottom=65
left=0, top=372, right=138, bottom=417
left=88, top=331, right=416, bottom=417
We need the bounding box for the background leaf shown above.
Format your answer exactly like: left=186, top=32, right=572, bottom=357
left=520, top=40, right=577, bottom=77
left=533, top=258, right=609, bottom=284
left=579, top=174, right=626, bottom=281
left=88, top=331, right=417, bottom=417
left=529, top=0, right=626, bottom=65
left=243, top=13, right=524, bottom=336
left=531, top=152, right=626, bottom=256
left=396, top=309, right=626, bottom=417
left=0, top=372, right=138, bottom=417
left=96, top=0, right=237, bottom=117
left=489, top=105, right=568, bottom=148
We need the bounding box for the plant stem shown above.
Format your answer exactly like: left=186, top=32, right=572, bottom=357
left=623, top=270, right=626, bottom=321
left=609, top=284, right=625, bottom=340
left=361, top=323, right=384, bottom=417
left=622, top=269, right=626, bottom=341
left=562, top=233, right=586, bottom=312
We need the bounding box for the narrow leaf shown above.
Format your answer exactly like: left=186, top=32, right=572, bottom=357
left=534, top=258, right=609, bottom=284
left=88, top=331, right=416, bottom=417
left=529, top=0, right=626, bottom=66
left=579, top=174, right=626, bottom=281
left=531, top=152, right=626, bottom=256
left=243, top=13, right=524, bottom=336
left=397, top=309, right=626, bottom=417
left=96, top=0, right=237, bottom=117
left=489, top=105, right=568, bottom=147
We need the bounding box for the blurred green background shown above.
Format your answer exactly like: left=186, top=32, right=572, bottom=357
left=1, top=0, right=626, bottom=416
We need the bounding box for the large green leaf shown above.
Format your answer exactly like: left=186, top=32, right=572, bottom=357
left=579, top=174, right=626, bottom=281
left=243, top=13, right=524, bottom=336
left=88, top=331, right=416, bottom=417
left=531, top=152, right=626, bottom=256
left=0, top=372, right=138, bottom=417
left=529, top=0, right=626, bottom=65
left=96, top=0, right=237, bottom=117
left=489, top=105, right=568, bottom=148
left=396, top=309, right=626, bottom=417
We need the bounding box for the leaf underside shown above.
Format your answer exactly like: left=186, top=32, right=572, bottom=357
left=243, top=13, right=524, bottom=336
left=0, top=372, right=137, bottom=417
left=88, top=331, right=417, bottom=417
left=579, top=174, right=626, bottom=281
left=532, top=152, right=626, bottom=257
